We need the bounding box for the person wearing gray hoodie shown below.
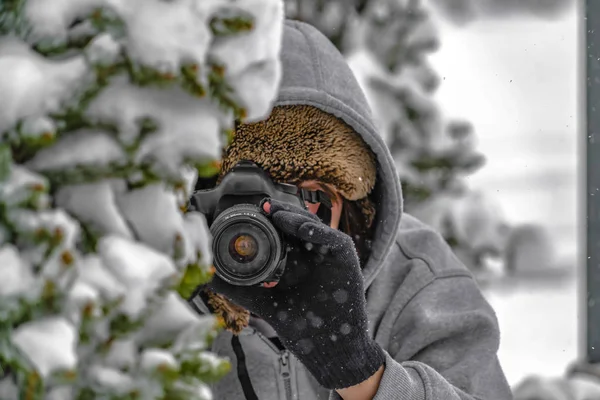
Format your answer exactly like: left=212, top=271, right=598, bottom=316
left=190, top=19, right=512, bottom=400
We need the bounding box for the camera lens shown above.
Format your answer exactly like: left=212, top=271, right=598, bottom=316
left=210, top=204, right=284, bottom=286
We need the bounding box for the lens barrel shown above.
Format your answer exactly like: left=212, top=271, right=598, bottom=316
left=210, top=204, right=283, bottom=286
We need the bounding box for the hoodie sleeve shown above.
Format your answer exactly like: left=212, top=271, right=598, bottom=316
left=332, top=272, right=512, bottom=400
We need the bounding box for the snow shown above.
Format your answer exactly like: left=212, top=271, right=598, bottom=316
left=0, top=38, right=89, bottom=133
left=117, top=0, right=213, bottom=73
left=183, top=212, right=213, bottom=266
left=46, top=387, right=74, bottom=400
left=172, top=315, right=218, bottom=354
left=8, top=209, right=79, bottom=248
left=85, top=33, right=122, bottom=66
left=517, top=374, right=600, bottom=399
left=346, top=50, right=398, bottom=145
left=409, top=190, right=512, bottom=262
left=26, top=130, right=127, bottom=172
left=180, top=166, right=198, bottom=201
left=405, top=14, right=438, bottom=53
left=24, top=0, right=213, bottom=73
left=209, top=0, right=284, bottom=121
left=339, top=323, right=352, bottom=335
left=77, top=254, right=127, bottom=301
left=210, top=0, right=282, bottom=77
left=86, top=77, right=222, bottom=168
left=97, top=235, right=177, bottom=318
left=140, top=348, right=178, bottom=372
left=7, top=208, right=80, bottom=275
left=333, top=289, right=348, bottom=303
left=0, top=165, right=49, bottom=209
left=67, top=280, right=100, bottom=308
left=194, top=352, right=226, bottom=369
left=2, top=0, right=282, bottom=139
left=483, top=273, right=578, bottom=386
left=19, top=116, right=56, bottom=142
left=23, top=0, right=100, bottom=42
left=68, top=20, right=98, bottom=43
left=11, top=317, right=78, bottom=378
left=114, top=183, right=186, bottom=256
left=229, top=60, right=282, bottom=123
left=197, top=384, right=214, bottom=400
left=0, top=245, right=36, bottom=296
left=306, top=311, right=323, bottom=328
left=54, top=181, right=134, bottom=240
left=89, top=365, right=134, bottom=393
left=104, top=338, right=137, bottom=370
left=137, top=292, right=203, bottom=346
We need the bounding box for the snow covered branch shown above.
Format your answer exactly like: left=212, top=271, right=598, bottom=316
left=0, top=0, right=283, bottom=398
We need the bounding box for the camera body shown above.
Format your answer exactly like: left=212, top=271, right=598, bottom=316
left=189, top=161, right=328, bottom=286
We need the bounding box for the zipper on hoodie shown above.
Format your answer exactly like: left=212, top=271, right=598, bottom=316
left=199, top=306, right=297, bottom=400
left=252, top=329, right=296, bottom=399
left=254, top=329, right=282, bottom=352
left=279, top=350, right=293, bottom=400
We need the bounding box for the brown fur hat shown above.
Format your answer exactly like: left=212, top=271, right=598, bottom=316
left=205, top=105, right=377, bottom=334
left=220, top=105, right=377, bottom=200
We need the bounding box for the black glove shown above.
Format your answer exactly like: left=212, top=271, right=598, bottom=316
left=207, top=199, right=385, bottom=390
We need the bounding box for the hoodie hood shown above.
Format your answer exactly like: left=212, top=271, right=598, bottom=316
left=274, top=20, right=402, bottom=287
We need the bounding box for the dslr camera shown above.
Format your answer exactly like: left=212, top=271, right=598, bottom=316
left=189, top=161, right=330, bottom=286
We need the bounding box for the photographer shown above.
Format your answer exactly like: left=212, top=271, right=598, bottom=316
left=190, top=20, right=511, bottom=400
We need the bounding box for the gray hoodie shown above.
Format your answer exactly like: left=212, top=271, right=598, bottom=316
left=191, top=20, right=512, bottom=400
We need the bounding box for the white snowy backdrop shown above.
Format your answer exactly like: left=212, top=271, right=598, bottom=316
left=428, top=6, right=579, bottom=386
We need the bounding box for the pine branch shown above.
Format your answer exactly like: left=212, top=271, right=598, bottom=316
left=210, top=12, right=254, bottom=37
left=0, top=0, right=28, bottom=36
left=0, top=144, right=11, bottom=181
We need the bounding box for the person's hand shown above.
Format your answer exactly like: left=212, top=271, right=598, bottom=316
left=206, top=199, right=385, bottom=390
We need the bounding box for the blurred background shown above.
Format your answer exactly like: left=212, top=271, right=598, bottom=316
left=428, top=3, right=579, bottom=387
left=285, top=0, right=579, bottom=391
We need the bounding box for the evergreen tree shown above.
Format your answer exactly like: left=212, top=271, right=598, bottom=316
left=0, top=0, right=283, bottom=398
left=355, top=0, right=485, bottom=209
left=429, top=0, right=574, bottom=25
left=285, top=0, right=492, bottom=266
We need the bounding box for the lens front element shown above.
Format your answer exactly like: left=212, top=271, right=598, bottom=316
left=211, top=204, right=283, bottom=286
left=230, top=234, right=259, bottom=262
